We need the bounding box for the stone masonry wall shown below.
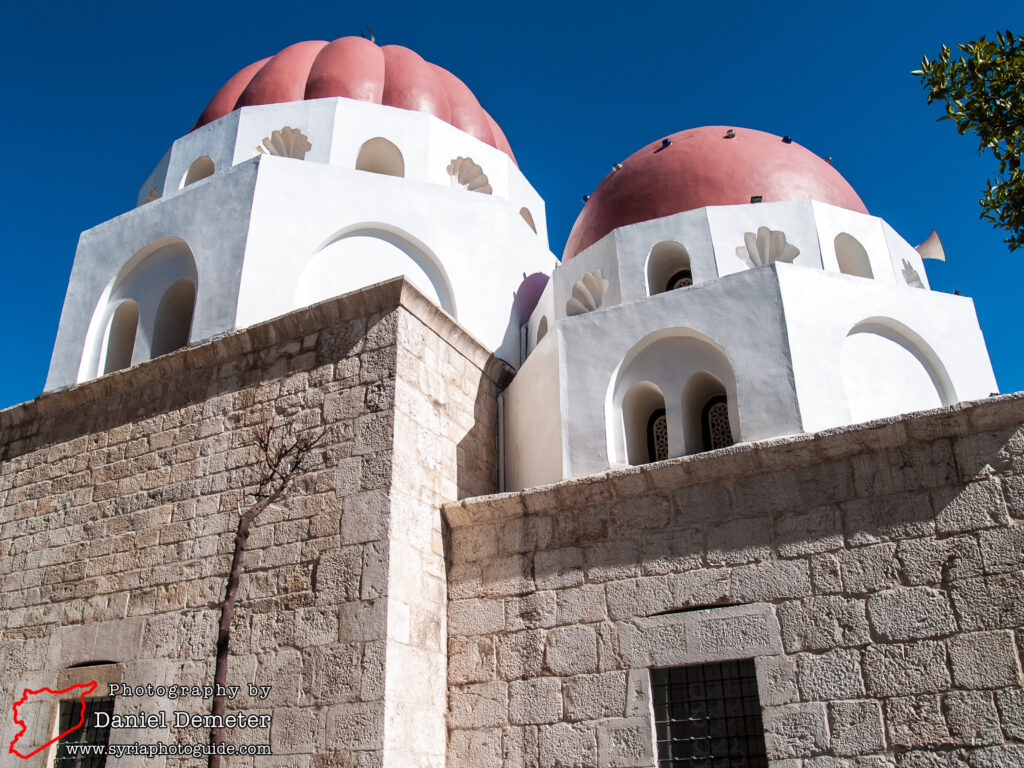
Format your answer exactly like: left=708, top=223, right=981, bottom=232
left=445, top=394, right=1024, bottom=768
left=0, top=279, right=503, bottom=768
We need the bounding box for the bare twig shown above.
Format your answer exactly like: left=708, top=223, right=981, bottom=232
left=208, top=421, right=325, bottom=768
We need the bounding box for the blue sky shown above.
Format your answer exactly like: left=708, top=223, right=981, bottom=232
left=1, top=1, right=1021, bottom=409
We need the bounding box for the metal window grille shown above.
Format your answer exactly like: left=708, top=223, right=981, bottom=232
left=651, top=660, right=767, bottom=768
left=54, top=696, right=114, bottom=768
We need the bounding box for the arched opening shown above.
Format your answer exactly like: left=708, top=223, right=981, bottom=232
left=682, top=371, right=734, bottom=453
left=536, top=316, right=549, bottom=345
left=608, top=329, right=739, bottom=464
left=101, top=300, right=138, bottom=374
left=841, top=320, right=952, bottom=423
left=520, top=207, right=537, bottom=233
left=835, top=233, right=873, bottom=278
left=151, top=278, right=196, bottom=358
left=181, top=156, right=214, bottom=187
left=355, top=138, right=404, bottom=178
left=646, top=241, right=692, bottom=296
left=622, top=381, right=667, bottom=465
left=300, top=226, right=456, bottom=317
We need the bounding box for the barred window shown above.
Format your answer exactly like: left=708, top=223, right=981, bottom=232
left=647, top=408, right=669, bottom=463
left=54, top=696, right=114, bottom=768
left=701, top=396, right=734, bottom=452
left=651, top=660, right=767, bottom=767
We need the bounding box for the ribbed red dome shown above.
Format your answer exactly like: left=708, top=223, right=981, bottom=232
left=564, top=126, right=867, bottom=260
left=193, top=37, right=516, bottom=163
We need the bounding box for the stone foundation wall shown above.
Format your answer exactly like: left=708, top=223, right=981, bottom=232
left=0, top=279, right=503, bottom=768
left=445, top=395, right=1024, bottom=768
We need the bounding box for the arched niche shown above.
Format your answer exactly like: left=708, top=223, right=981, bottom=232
left=607, top=328, right=739, bottom=464
left=682, top=371, right=735, bottom=453
left=835, top=233, right=873, bottom=279
left=536, top=316, right=549, bottom=345
left=100, top=300, right=139, bottom=375
left=355, top=138, right=404, bottom=178
left=79, top=237, right=199, bottom=382
left=520, top=207, right=537, bottom=233
left=181, top=156, right=214, bottom=188
left=622, top=381, right=667, bottom=465
left=646, top=241, right=692, bottom=296
left=840, top=318, right=954, bottom=424
left=151, top=278, right=196, bottom=357
left=299, top=226, right=456, bottom=317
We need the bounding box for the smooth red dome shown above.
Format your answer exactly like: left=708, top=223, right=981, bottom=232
left=193, top=37, right=516, bottom=163
left=563, top=126, right=867, bottom=260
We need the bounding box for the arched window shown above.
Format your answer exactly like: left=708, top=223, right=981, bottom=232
left=102, top=300, right=138, bottom=374
left=701, top=395, right=734, bottom=451
left=647, top=241, right=692, bottom=296
left=151, top=278, right=196, bottom=357
left=622, top=381, right=667, bottom=465
left=181, top=155, right=214, bottom=187
left=683, top=370, right=735, bottom=455
left=835, top=233, right=873, bottom=278
left=356, top=138, right=405, bottom=177
left=647, top=409, right=669, bottom=462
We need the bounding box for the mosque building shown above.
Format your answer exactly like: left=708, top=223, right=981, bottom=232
left=3, top=36, right=1022, bottom=768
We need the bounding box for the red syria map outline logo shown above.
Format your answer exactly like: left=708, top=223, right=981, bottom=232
left=8, top=680, right=98, bottom=759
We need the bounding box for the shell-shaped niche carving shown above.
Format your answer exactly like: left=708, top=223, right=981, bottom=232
left=736, top=226, right=799, bottom=268
left=566, top=269, right=610, bottom=316
left=902, top=259, right=925, bottom=288
left=447, top=156, right=492, bottom=194
left=256, top=126, right=312, bottom=160
left=143, top=187, right=158, bottom=204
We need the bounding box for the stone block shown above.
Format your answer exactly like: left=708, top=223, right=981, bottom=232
left=563, top=671, right=628, bottom=721
left=605, top=576, right=672, bottom=620
left=840, top=543, right=901, bottom=594
left=810, top=553, right=844, bottom=594
left=639, top=527, right=704, bottom=575
left=995, top=688, right=1024, bottom=740
left=449, top=597, right=505, bottom=637
left=729, top=559, right=812, bottom=602
left=885, top=695, right=951, bottom=749
left=667, top=568, right=731, bottom=609
left=449, top=681, right=508, bottom=729
left=934, top=480, right=1009, bottom=534
left=762, top=702, right=829, bottom=759
left=707, top=517, right=771, bottom=566
left=270, top=706, right=318, bottom=754
left=967, top=745, right=1024, bottom=768
left=506, top=591, right=557, bottom=631
left=798, top=649, right=864, bottom=701
left=584, top=539, right=642, bottom=583
left=947, top=631, right=1022, bottom=689
left=449, top=636, right=497, bottom=684
left=950, top=572, right=1024, bottom=631
left=497, top=630, right=546, bottom=681
left=555, top=584, right=607, bottom=626
left=538, top=722, right=597, bottom=768
left=755, top=655, right=799, bottom=706
left=448, top=728, right=502, bottom=768
left=596, top=718, right=654, bottom=768
left=897, top=536, right=984, bottom=586
left=776, top=505, right=844, bottom=557
left=942, top=691, right=1002, bottom=746
left=863, top=641, right=951, bottom=697
left=534, top=547, right=585, bottom=590
left=978, top=526, right=1024, bottom=575
left=829, top=699, right=884, bottom=756
left=778, top=596, right=870, bottom=653
left=866, top=587, right=956, bottom=642
left=544, top=625, right=598, bottom=676
left=509, top=677, right=562, bottom=725
left=842, top=492, right=935, bottom=547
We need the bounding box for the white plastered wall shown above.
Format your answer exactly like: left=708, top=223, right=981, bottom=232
left=777, top=263, right=996, bottom=432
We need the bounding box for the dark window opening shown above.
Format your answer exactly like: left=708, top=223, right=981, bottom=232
left=701, top=395, right=734, bottom=452
left=651, top=660, right=767, bottom=767
left=666, top=269, right=693, bottom=292
left=647, top=408, right=669, bottom=463
left=54, top=696, right=114, bottom=767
